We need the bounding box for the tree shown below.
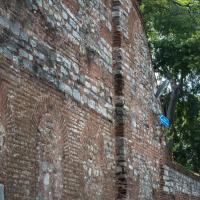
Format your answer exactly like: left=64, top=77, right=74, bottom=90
left=141, top=0, right=200, bottom=172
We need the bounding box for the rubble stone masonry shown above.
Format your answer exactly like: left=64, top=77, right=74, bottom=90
left=0, top=0, right=199, bottom=199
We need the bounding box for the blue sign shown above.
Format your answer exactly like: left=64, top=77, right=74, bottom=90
left=160, top=114, right=170, bottom=128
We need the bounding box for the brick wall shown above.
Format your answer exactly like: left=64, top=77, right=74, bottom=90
left=0, top=0, right=199, bottom=200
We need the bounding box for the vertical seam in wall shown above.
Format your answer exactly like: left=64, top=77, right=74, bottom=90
left=112, top=0, right=128, bottom=199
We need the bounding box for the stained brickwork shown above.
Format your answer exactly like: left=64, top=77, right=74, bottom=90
left=0, top=0, right=199, bottom=200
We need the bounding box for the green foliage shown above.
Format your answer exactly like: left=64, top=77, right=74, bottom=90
left=141, top=0, right=200, bottom=172
left=167, top=94, right=200, bottom=172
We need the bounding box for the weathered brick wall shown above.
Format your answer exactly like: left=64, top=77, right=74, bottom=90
left=0, top=0, right=115, bottom=199
left=0, top=0, right=113, bottom=119
left=0, top=62, right=116, bottom=199
left=0, top=0, right=199, bottom=200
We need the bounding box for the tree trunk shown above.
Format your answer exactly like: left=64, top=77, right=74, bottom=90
left=167, top=81, right=181, bottom=123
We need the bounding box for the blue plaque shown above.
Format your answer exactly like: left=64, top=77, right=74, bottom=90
left=160, top=114, right=170, bottom=128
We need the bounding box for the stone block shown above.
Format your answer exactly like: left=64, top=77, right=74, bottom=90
left=73, top=88, right=81, bottom=102
left=0, top=184, right=4, bottom=200
left=62, top=10, right=68, bottom=20
left=69, top=18, right=77, bottom=30
left=0, top=16, right=9, bottom=29
left=10, top=22, right=21, bottom=36
left=88, top=99, right=96, bottom=109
